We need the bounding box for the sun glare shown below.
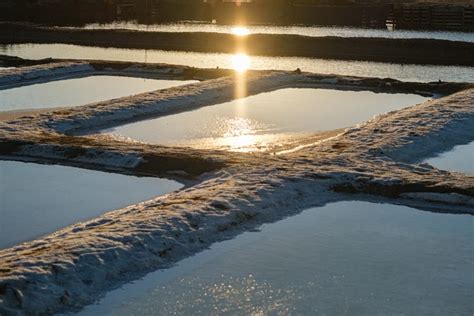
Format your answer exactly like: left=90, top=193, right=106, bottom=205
left=231, top=26, right=250, bottom=36
left=231, top=53, right=251, bottom=73
left=219, top=117, right=262, bottom=152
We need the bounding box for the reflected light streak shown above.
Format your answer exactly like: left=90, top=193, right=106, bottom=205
left=221, top=116, right=261, bottom=152
left=223, top=117, right=255, bottom=138
left=233, top=54, right=249, bottom=117
left=231, top=53, right=251, bottom=73
left=218, top=117, right=263, bottom=151
left=219, top=134, right=260, bottom=152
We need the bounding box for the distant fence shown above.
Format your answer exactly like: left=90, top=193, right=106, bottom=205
left=1, top=1, right=474, bottom=31
left=388, top=4, right=474, bottom=31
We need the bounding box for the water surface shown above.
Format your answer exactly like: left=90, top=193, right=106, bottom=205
left=104, top=88, right=429, bottom=152
left=1, top=44, right=472, bottom=82
left=0, top=75, right=196, bottom=111
left=424, top=141, right=474, bottom=174
left=78, top=201, right=474, bottom=316
left=0, top=160, right=182, bottom=249
left=76, top=22, right=474, bottom=43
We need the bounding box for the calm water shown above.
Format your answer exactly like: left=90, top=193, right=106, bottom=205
left=104, top=88, right=429, bottom=152
left=76, top=22, right=474, bottom=43
left=0, top=75, right=197, bottom=111
left=78, top=201, right=474, bottom=316
left=424, top=141, right=474, bottom=174
left=0, top=160, right=182, bottom=249
left=1, top=44, right=473, bottom=83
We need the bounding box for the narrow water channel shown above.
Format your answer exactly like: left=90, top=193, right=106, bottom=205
left=72, top=22, right=474, bottom=43
left=1, top=44, right=472, bottom=82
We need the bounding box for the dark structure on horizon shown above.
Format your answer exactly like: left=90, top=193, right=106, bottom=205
left=0, top=0, right=473, bottom=31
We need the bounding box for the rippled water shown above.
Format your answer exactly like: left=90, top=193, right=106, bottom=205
left=0, top=161, right=182, bottom=249
left=74, top=22, right=474, bottom=43
left=1, top=44, right=472, bottom=83
left=78, top=201, right=474, bottom=316
left=0, top=75, right=197, bottom=111
left=104, top=88, right=429, bottom=152
left=424, top=141, right=474, bottom=174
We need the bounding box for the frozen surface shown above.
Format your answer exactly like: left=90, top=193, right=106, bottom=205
left=75, top=22, right=474, bottom=42
left=78, top=201, right=474, bottom=316
left=105, top=88, right=429, bottom=152
left=0, top=160, right=182, bottom=249
left=424, top=141, right=474, bottom=174
left=0, top=75, right=196, bottom=111
left=1, top=44, right=473, bottom=83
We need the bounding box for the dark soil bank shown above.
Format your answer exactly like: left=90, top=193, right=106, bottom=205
left=0, top=23, right=473, bottom=67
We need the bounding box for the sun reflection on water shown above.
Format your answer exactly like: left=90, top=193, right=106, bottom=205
left=230, top=48, right=252, bottom=150
left=231, top=26, right=251, bottom=36
left=172, top=116, right=303, bottom=153
left=222, top=117, right=256, bottom=137
left=219, top=117, right=263, bottom=151
left=231, top=53, right=251, bottom=73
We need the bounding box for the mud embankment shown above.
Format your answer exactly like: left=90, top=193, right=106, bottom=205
left=0, top=23, right=473, bottom=66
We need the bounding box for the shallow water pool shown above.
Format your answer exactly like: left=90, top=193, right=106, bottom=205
left=1, top=44, right=473, bottom=83
left=0, top=160, right=182, bottom=249
left=75, top=22, right=474, bottom=43
left=424, top=141, right=474, bottom=174
left=0, top=75, right=197, bottom=111
left=78, top=201, right=474, bottom=316
left=104, top=88, right=429, bottom=152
